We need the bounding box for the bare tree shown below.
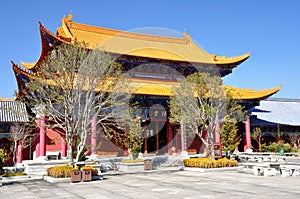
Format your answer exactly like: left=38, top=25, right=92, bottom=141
left=251, top=127, right=262, bottom=151
left=9, top=123, right=35, bottom=171
left=287, top=132, right=300, bottom=149
left=169, top=72, right=246, bottom=159
left=24, top=43, right=131, bottom=162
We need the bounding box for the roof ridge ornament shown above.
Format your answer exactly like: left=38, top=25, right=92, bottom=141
left=183, top=31, right=191, bottom=43
left=62, top=13, right=73, bottom=23
left=61, top=14, right=74, bottom=41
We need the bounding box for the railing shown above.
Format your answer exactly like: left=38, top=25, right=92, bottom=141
left=237, top=152, right=300, bottom=164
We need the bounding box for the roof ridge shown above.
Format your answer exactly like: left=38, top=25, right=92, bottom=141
left=65, top=21, right=191, bottom=45
left=0, top=97, right=16, bottom=101
left=265, top=98, right=300, bottom=102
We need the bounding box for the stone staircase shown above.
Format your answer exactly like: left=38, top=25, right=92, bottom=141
left=22, top=159, right=69, bottom=175
left=20, top=152, right=200, bottom=175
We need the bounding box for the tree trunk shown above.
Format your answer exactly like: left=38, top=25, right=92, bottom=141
left=208, top=129, right=215, bottom=160
left=69, top=145, right=73, bottom=163
left=13, top=140, right=17, bottom=173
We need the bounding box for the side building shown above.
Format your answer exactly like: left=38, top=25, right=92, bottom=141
left=0, top=98, right=29, bottom=165
left=250, top=98, right=300, bottom=150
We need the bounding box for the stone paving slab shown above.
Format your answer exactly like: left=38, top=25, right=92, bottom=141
left=1, top=169, right=300, bottom=198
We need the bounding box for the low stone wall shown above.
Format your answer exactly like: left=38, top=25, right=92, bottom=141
left=23, top=159, right=69, bottom=175
left=117, top=162, right=144, bottom=172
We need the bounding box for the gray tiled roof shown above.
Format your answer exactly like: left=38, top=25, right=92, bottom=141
left=252, top=98, right=300, bottom=126
left=0, top=101, right=29, bottom=123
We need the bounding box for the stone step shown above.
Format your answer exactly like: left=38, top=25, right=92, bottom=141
left=23, top=159, right=70, bottom=175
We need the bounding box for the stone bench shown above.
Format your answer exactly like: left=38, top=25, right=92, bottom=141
left=239, top=154, right=286, bottom=164
left=253, top=166, right=265, bottom=176
left=263, top=167, right=279, bottom=176
left=280, top=165, right=300, bottom=177
left=253, top=163, right=281, bottom=176
left=46, top=151, right=61, bottom=160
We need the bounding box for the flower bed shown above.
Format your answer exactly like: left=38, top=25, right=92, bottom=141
left=121, top=159, right=144, bottom=163
left=47, top=165, right=74, bottom=178
left=183, top=157, right=238, bottom=168
left=47, top=164, right=98, bottom=178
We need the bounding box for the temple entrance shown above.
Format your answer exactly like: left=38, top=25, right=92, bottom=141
left=142, top=120, right=168, bottom=154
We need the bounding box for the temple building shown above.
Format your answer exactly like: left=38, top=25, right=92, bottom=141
left=0, top=98, right=29, bottom=165
left=250, top=98, right=300, bottom=148
left=10, top=14, right=280, bottom=162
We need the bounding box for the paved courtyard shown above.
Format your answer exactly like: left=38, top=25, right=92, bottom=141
left=1, top=169, right=300, bottom=199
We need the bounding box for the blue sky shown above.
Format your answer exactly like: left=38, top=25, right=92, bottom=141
left=1, top=0, right=299, bottom=98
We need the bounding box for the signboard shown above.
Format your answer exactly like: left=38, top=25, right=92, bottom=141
left=214, top=144, right=222, bottom=158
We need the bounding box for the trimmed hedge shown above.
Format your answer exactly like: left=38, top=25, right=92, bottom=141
left=183, top=157, right=238, bottom=168
left=47, top=164, right=98, bottom=178
left=47, top=165, right=74, bottom=178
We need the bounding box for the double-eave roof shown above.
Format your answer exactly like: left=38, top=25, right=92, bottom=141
left=21, top=14, right=250, bottom=73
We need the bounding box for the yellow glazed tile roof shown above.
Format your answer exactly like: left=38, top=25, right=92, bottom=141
left=14, top=14, right=279, bottom=100
left=129, top=77, right=280, bottom=99
left=0, top=97, right=16, bottom=101
left=11, top=62, right=280, bottom=100
left=224, top=86, right=280, bottom=100
left=54, top=14, right=249, bottom=65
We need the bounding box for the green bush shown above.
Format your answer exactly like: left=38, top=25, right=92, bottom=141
left=266, top=141, right=297, bottom=153
left=261, top=143, right=267, bottom=152
left=183, top=157, right=238, bottom=168
left=0, top=149, right=7, bottom=173
left=2, top=172, right=27, bottom=177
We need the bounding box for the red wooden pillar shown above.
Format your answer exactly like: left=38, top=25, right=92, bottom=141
left=61, top=137, right=67, bottom=157
left=215, top=120, right=221, bottom=144
left=144, top=124, right=148, bottom=154
left=175, top=127, right=179, bottom=152
left=35, top=143, right=40, bottom=158
left=258, top=135, right=261, bottom=152
left=17, top=140, right=23, bottom=163
left=155, top=121, right=159, bottom=152
left=91, top=116, right=97, bottom=154
left=244, top=118, right=251, bottom=151
left=39, top=116, right=46, bottom=156
left=168, top=122, right=173, bottom=149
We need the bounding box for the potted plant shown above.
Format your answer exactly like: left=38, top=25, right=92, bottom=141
left=70, top=167, right=81, bottom=183
left=81, top=169, right=92, bottom=182
left=81, top=166, right=96, bottom=182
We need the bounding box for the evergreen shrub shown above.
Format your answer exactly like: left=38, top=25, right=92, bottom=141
left=0, top=149, right=7, bottom=173
left=266, top=141, right=298, bottom=153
